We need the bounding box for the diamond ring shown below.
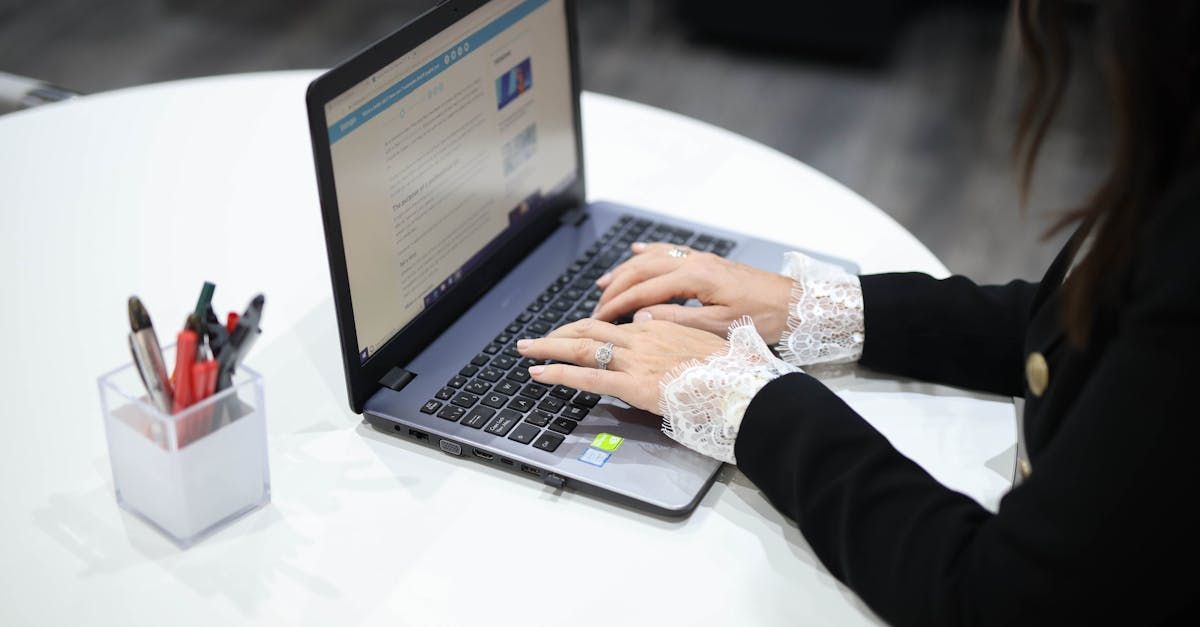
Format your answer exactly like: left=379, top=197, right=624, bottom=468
left=668, top=246, right=689, bottom=258
left=594, top=342, right=615, bottom=370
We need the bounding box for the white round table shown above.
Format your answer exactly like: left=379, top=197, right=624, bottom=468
left=0, top=71, right=1015, bottom=626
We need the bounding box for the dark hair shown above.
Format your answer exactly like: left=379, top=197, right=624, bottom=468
left=1016, top=0, right=1200, bottom=346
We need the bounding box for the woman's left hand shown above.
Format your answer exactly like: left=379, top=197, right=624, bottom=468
left=517, top=318, right=728, bottom=414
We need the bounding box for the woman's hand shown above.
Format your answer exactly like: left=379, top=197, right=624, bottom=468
left=593, top=242, right=795, bottom=344
left=517, top=318, right=728, bottom=414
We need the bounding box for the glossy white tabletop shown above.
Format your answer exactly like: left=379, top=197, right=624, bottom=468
left=0, top=71, right=1015, bottom=626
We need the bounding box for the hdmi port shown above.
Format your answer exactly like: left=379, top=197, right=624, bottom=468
left=472, top=449, right=495, bottom=461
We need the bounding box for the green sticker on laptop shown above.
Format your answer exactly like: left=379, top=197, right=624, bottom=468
left=591, top=433, right=623, bottom=452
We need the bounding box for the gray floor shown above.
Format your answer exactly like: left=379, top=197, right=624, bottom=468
left=0, top=0, right=1110, bottom=281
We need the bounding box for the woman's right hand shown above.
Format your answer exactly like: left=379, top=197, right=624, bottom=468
left=592, top=242, right=795, bottom=344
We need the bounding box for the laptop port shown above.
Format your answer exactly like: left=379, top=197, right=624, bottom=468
left=500, top=458, right=514, bottom=466
left=472, top=449, right=494, bottom=461
left=520, top=464, right=539, bottom=476
left=407, top=428, right=429, bottom=441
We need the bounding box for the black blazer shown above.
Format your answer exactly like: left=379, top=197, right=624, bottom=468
left=736, top=173, right=1200, bottom=625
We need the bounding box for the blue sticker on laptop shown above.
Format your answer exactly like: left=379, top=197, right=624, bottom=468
left=579, top=448, right=611, bottom=467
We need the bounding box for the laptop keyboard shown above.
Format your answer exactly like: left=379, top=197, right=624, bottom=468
left=418, top=214, right=736, bottom=453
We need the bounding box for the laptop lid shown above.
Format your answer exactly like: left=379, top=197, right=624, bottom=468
left=306, top=0, right=586, bottom=412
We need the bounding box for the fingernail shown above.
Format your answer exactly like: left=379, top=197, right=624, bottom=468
left=596, top=272, right=612, bottom=285
left=529, top=365, right=545, bottom=376
left=517, top=339, right=532, bottom=350
left=632, top=242, right=646, bottom=252
left=633, top=311, right=653, bottom=322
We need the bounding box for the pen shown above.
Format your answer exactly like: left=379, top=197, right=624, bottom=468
left=127, top=296, right=174, bottom=413
left=172, top=329, right=199, bottom=414
left=216, top=294, right=265, bottom=392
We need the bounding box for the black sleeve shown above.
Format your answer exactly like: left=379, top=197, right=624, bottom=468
left=857, top=274, right=1039, bottom=397
left=735, top=219, right=1200, bottom=623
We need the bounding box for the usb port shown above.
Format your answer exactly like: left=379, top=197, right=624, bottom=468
left=407, top=428, right=429, bottom=441
left=520, top=464, right=539, bottom=476
left=500, top=458, right=514, bottom=466
left=472, top=449, right=494, bottom=461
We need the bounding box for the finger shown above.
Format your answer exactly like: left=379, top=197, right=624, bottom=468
left=518, top=337, right=626, bottom=369
left=595, top=256, right=688, bottom=311
left=632, top=304, right=735, bottom=336
left=528, top=363, right=633, bottom=399
left=593, top=274, right=694, bottom=322
left=596, top=242, right=683, bottom=288
left=543, top=318, right=633, bottom=345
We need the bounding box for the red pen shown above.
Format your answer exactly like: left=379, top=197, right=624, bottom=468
left=172, top=330, right=198, bottom=414
left=226, top=312, right=239, bottom=335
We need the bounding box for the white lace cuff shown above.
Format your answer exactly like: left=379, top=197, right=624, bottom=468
left=777, top=252, right=865, bottom=366
left=659, top=317, right=802, bottom=464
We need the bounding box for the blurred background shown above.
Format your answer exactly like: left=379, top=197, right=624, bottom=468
left=0, top=0, right=1109, bottom=282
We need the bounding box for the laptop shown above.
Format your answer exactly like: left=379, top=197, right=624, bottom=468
left=305, top=0, right=857, bottom=516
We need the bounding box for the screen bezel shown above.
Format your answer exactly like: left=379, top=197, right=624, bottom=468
left=305, top=0, right=586, bottom=413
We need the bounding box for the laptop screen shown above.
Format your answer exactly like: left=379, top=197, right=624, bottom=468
left=323, top=0, right=578, bottom=364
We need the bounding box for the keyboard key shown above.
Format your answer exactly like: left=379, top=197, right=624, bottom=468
left=519, top=358, right=541, bottom=368
left=483, top=343, right=502, bottom=355
left=447, top=375, right=468, bottom=388
left=551, top=298, right=573, bottom=312
left=506, top=323, right=523, bottom=334
left=508, top=423, right=541, bottom=445
left=507, top=396, right=535, bottom=413
left=495, top=380, right=521, bottom=396
left=533, top=431, right=565, bottom=452
left=478, top=367, right=504, bottom=382
left=420, top=400, right=442, bottom=414
left=528, top=321, right=552, bottom=334
left=574, top=391, right=601, bottom=407
left=503, top=345, right=522, bottom=358
left=580, top=299, right=598, bottom=311
left=435, top=387, right=455, bottom=401
left=538, top=293, right=553, bottom=304
left=588, top=287, right=603, bottom=300
left=465, top=380, right=490, bottom=395
left=482, top=393, right=507, bottom=409
left=506, top=368, right=531, bottom=384
left=459, top=365, right=479, bottom=377
left=516, top=312, right=533, bottom=323
left=564, top=288, right=584, bottom=300
left=525, top=409, right=553, bottom=427
left=566, top=310, right=589, bottom=323
left=494, top=333, right=512, bottom=344
left=560, top=405, right=589, bottom=421
left=550, top=385, right=577, bottom=400
left=539, top=310, right=561, bottom=323
left=491, top=355, right=517, bottom=369
left=548, top=417, right=577, bottom=435
left=437, top=405, right=466, bottom=422
left=537, top=397, right=565, bottom=413
left=470, top=354, right=490, bottom=367
left=527, top=302, right=543, bottom=312
left=462, top=406, right=496, bottom=429
left=485, top=411, right=520, bottom=436
left=520, top=383, right=549, bottom=399
left=451, top=392, right=479, bottom=408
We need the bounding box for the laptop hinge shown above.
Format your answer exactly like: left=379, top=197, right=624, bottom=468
left=379, top=367, right=416, bottom=392
left=559, top=206, right=589, bottom=227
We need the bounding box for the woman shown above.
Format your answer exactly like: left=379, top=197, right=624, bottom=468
left=517, top=1, right=1198, bottom=624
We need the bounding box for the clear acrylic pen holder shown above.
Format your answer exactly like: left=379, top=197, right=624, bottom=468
left=97, top=346, right=270, bottom=548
